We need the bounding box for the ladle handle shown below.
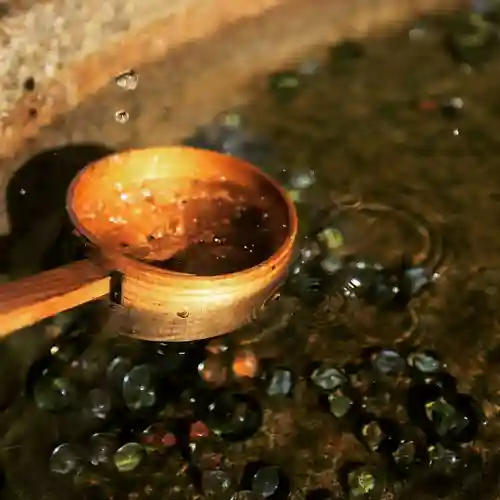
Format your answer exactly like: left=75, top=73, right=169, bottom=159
left=0, top=260, right=110, bottom=337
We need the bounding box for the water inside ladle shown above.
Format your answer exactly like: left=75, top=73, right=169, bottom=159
left=0, top=147, right=297, bottom=341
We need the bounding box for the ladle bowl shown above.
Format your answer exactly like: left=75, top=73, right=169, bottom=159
left=0, top=146, right=298, bottom=341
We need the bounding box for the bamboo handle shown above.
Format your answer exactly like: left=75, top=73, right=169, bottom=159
left=0, top=260, right=110, bottom=337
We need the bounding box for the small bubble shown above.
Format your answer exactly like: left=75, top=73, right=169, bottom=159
left=115, top=109, right=129, bottom=124
left=115, top=69, right=139, bottom=90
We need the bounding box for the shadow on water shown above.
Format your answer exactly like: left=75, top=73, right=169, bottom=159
left=0, top=144, right=114, bottom=411
left=0, top=143, right=114, bottom=278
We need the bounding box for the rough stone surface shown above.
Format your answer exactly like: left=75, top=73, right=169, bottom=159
left=0, top=0, right=465, bottom=234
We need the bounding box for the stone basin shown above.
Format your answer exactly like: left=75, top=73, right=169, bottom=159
left=7, top=0, right=500, bottom=499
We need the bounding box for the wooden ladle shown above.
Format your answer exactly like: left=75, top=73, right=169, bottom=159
left=0, top=147, right=298, bottom=341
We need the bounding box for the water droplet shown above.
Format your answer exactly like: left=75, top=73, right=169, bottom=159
left=122, top=364, right=156, bottom=411
left=114, top=442, right=144, bottom=472
left=115, top=109, right=129, bottom=124
left=311, top=365, right=347, bottom=391
left=50, top=443, right=81, bottom=475
left=115, top=69, right=139, bottom=90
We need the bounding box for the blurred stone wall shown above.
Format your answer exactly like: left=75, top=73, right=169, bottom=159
left=0, top=0, right=465, bottom=233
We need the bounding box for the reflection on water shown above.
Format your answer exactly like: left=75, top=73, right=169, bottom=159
left=4, top=4, right=500, bottom=499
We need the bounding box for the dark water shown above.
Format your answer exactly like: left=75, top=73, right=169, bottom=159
left=4, top=5, right=500, bottom=500
left=151, top=203, right=277, bottom=275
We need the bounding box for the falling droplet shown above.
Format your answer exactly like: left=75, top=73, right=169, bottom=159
left=115, top=69, right=139, bottom=90
left=115, top=109, right=129, bottom=124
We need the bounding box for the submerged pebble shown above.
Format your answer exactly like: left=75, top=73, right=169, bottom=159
left=113, top=442, right=144, bottom=472
left=34, top=374, right=76, bottom=412
left=346, top=465, right=384, bottom=498
left=122, top=364, right=156, bottom=410
left=311, top=365, right=347, bottom=391
left=371, top=349, right=406, bottom=375
left=206, top=391, right=263, bottom=442
left=88, top=433, right=118, bottom=467
left=50, top=443, right=81, bottom=475
left=268, top=70, right=303, bottom=103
